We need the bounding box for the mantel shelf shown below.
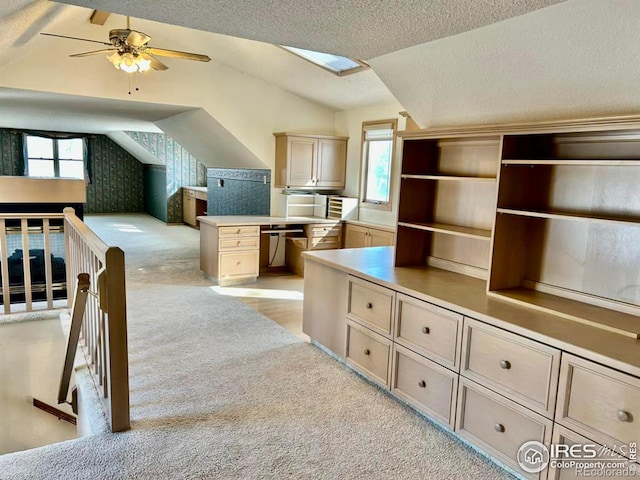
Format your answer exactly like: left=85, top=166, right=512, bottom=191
left=497, top=208, right=640, bottom=227
left=502, top=159, right=640, bottom=166
left=398, top=221, right=492, bottom=240
left=401, top=174, right=496, bottom=181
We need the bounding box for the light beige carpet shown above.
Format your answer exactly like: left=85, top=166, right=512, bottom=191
left=0, top=214, right=514, bottom=479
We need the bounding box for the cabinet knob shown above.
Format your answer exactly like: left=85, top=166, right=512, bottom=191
left=236, top=261, right=241, bottom=266
left=422, top=326, right=430, bottom=334
left=617, top=410, right=631, bottom=422
left=365, top=302, right=373, bottom=309
left=236, top=228, right=241, bottom=234
left=499, top=360, right=511, bottom=370
left=364, top=349, right=370, bottom=356
left=494, top=423, right=505, bottom=433
left=418, top=380, right=426, bottom=388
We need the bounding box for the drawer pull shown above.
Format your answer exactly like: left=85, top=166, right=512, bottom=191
left=364, top=349, right=371, bottom=356
left=236, top=261, right=241, bottom=266
left=617, top=410, right=631, bottom=422
left=418, top=380, right=426, bottom=388
left=499, top=360, right=511, bottom=370
left=236, top=228, right=241, bottom=234
left=494, top=423, right=505, bottom=433
left=421, top=326, right=430, bottom=334
left=365, top=302, right=373, bottom=309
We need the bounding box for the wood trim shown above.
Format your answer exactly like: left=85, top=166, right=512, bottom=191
left=398, top=114, right=640, bottom=139
left=0, top=219, right=10, bottom=313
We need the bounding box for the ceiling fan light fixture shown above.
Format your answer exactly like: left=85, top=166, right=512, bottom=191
left=107, top=51, right=151, bottom=73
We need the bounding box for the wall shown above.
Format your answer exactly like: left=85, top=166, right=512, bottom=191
left=143, top=165, right=167, bottom=222
left=334, top=103, right=405, bottom=227
left=0, top=129, right=143, bottom=214
left=126, top=131, right=206, bottom=223
left=86, top=136, right=144, bottom=213
left=0, top=129, right=21, bottom=175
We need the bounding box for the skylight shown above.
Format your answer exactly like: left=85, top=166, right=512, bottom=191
left=281, top=46, right=369, bottom=76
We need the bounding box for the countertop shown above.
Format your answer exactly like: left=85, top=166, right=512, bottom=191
left=197, top=215, right=340, bottom=227
left=183, top=186, right=207, bottom=193
left=303, top=247, right=640, bottom=377
left=343, top=219, right=396, bottom=232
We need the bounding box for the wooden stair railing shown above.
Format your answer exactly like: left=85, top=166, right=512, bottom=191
left=58, top=273, right=90, bottom=407
left=63, top=208, right=130, bottom=433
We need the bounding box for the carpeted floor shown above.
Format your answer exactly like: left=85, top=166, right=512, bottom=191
left=0, top=214, right=514, bottom=480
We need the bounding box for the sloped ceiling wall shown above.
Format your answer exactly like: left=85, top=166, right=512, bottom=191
left=370, top=0, right=640, bottom=128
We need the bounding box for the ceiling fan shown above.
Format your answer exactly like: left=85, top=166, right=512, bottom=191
left=41, top=17, right=211, bottom=73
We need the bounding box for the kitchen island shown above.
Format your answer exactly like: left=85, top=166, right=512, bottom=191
left=198, top=215, right=341, bottom=286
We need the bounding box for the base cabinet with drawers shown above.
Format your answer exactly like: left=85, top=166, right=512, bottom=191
left=302, top=251, right=640, bottom=480
left=200, top=224, right=260, bottom=286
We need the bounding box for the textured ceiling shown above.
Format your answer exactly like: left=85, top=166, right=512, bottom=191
left=371, top=0, right=640, bottom=128
left=59, top=0, right=564, bottom=60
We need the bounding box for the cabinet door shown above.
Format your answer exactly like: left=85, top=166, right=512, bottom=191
left=369, top=228, right=395, bottom=247
left=316, top=138, right=347, bottom=188
left=287, top=136, right=317, bottom=187
left=183, top=194, right=196, bottom=226
left=343, top=224, right=369, bottom=248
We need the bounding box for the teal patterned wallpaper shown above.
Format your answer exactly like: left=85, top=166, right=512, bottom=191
left=0, top=129, right=23, bottom=176
left=0, top=129, right=143, bottom=213
left=86, top=136, right=144, bottom=213
left=125, top=131, right=206, bottom=223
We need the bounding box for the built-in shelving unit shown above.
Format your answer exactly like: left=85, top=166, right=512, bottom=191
left=395, top=136, right=500, bottom=279
left=396, top=123, right=640, bottom=339
left=327, top=196, right=358, bottom=220
left=276, top=192, right=327, bottom=218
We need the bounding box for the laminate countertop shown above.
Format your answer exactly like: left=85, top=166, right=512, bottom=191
left=303, top=246, right=640, bottom=377
left=197, top=216, right=340, bottom=227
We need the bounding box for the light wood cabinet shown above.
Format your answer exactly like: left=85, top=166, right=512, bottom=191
left=346, top=319, right=392, bottom=388
left=343, top=223, right=395, bottom=248
left=274, top=133, right=348, bottom=189
left=182, top=187, right=207, bottom=228
left=200, top=223, right=260, bottom=286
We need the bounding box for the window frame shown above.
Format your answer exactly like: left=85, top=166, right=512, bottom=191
left=24, top=134, right=86, bottom=180
left=359, top=119, right=397, bottom=211
left=279, top=45, right=370, bottom=77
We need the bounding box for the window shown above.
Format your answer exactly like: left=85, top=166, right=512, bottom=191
left=360, top=120, right=397, bottom=209
left=281, top=46, right=369, bottom=76
left=25, top=135, right=85, bottom=179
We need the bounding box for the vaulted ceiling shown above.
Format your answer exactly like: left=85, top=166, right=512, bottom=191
left=2, top=0, right=639, bottom=135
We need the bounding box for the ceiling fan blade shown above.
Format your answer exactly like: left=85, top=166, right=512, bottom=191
left=141, top=53, right=169, bottom=71
left=145, top=47, right=211, bottom=62
left=69, top=48, right=117, bottom=58
left=126, top=30, right=151, bottom=48
left=40, top=32, right=113, bottom=46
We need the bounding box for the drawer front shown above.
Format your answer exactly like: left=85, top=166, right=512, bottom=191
left=395, top=293, right=462, bottom=370
left=461, top=318, right=560, bottom=417
left=347, top=276, right=395, bottom=337
left=218, top=237, right=260, bottom=251
left=556, top=353, right=640, bottom=446
left=309, top=235, right=341, bottom=249
left=391, top=344, right=458, bottom=428
left=219, top=251, right=259, bottom=278
left=456, top=378, right=553, bottom=479
left=346, top=320, right=391, bottom=387
left=219, top=225, right=260, bottom=237
left=307, top=224, right=342, bottom=237
left=548, top=424, right=638, bottom=480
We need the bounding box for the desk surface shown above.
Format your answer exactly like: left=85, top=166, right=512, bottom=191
left=197, top=215, right=339, bottom=227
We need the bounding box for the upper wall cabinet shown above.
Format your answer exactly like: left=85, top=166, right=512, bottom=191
left=274, top=133, right=348, bottom=189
